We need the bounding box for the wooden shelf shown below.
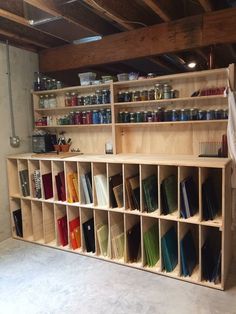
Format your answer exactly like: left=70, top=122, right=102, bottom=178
left=114, top=95, right=227, bottom=107
left=115, top=120, right=228, bottom=127
left=35, top=103, right=111, bottom=112
left=36, top=124, right=112, bottom=129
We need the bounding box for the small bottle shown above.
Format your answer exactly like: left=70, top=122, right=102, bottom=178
left=39, top=95, right=44, bottom=108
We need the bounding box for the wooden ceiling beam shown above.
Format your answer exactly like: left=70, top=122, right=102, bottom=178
left=39, top=7, right=236, bottom=73
left=0, top=28, right=49, bottom=48
left=0, top=8, right=29, bottom=26
left=142, top=0, right=173, bottom=22
left=198, top=0, right=214, bottom=12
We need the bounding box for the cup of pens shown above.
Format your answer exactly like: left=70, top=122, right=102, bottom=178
left=54, top=136, right=71, bottom=153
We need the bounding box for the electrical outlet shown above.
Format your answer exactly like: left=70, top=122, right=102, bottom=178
left=10, top=136, right=20, bottom=148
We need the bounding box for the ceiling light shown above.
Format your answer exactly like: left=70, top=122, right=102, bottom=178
left=188, top=61, right=197, bottom=69
left=73, top=36, right=102, bottom=44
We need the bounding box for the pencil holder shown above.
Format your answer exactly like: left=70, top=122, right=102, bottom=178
left=60, top=144, right=70, bottom=152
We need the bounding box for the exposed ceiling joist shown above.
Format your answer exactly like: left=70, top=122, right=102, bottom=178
left=39, top=7, right=236, bottom=73
left=142, top=0, right=173, bottom=22
left=0, top=7, right=29, bottom=26
left=198, top=0, right=214, bottom=12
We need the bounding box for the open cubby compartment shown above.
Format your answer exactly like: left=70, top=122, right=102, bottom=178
left=21, top=199, right=33, bottom=240
left=42, top=202, right=56, bottom=245
left=31, top=200, right=44, bottom=243
left=78, top=162, right=93, bottom=205
left=7, top=159, right=20, bottom=196
left=200, top=167, right=222, bottom=226
left=52, top=161, right=66, bottom=202
left=141, top=216, right=161, bottom=271
left=67, top=205, right=81, bottom=251
left=64, top=161, right=79, bottom=204
left=179, top=166, right=200, bottom=223
left=80, top=207, right=95, bottom=254
left=109, top=211, right=125, bottom=262
left=28, top=159, right=41, bottom=199
left=200, top=225, right=222, bottom=289
left=125, top=214, right=142, bottom=266
left=178, top=222, right=200, bottom=281
left=107, top=163, right=124, bottom=209
left=94, top=209, right=110, bottom=258
left=140, top=164, right=159, bottom=214
left=92, top=162, right=108, bottom=208
left=17, top=159, right=30, bottom=197
left=40, top=160, right=53, bottom=200
left=159, top=165, right=179, bottom=219
left=10, top=198, right=22, bottom=238
left=160, top=219, right=179, bottom=276
left=123, top=163, right=141, bottom=212
left=54, top=204, right=68, bottom=248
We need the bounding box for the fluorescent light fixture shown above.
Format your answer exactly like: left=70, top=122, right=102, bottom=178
left=73, top=35, right=102, bottom=44
left=188, top=61, right=197, bottom=69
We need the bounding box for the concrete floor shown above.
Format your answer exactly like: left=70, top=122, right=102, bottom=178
left=0, top=239, right=235, bottom=314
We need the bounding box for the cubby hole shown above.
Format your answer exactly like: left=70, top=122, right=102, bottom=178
left=54, top=204, right=68, bottom=248
left=107, top=163, right=124, bottom=209
left=159, top=165, right=178, bottom=218
left=42, top=203, right=56, bottom=245
left=93, top=162, right=108, bottom=208
left=179, top=222, right=199, bottom=281
left=125, top=214, right=142, bottom=265
left=200, top=168, right=222, bottom=225
left=140, top=164, right=159, bottom=214
left=21, top=199, right=33, bottom=241
left=110, top=212, right=125, bottom=262
left=10, top=198, right=22, bottom=238
left=65, top=162, right=79, bottom=204
left=78, top=162, right=93, bottom=205
left=17, top=159, right=30, bottom=197
left=160, top=219, right=178, bottom=275
left=31, top=200, right=44, bottom=243
left=67, top=206, right=81, bottom=251
left=40, top=160, right=53, bottom=200
left=81, top=207, right=95, bottom=254
left=52, top=161, right=66, bottom=202
left=142, top=216, right=160, bottom=271
left=7, top=159, right=20, bottom=196
left=94, top=210, right=109, bottom=258
left=124, top=164, right=140, bottom=212
left=179, top=166, right=199, bottom=223
left=200, top=226, right=222, bottom=286
left=28, top=159, right=42, bottom=199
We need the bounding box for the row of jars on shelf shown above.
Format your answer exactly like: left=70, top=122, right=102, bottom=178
left=117, top=84, right=178, bottom=103
left=35, top=109, right=112, bottom=126
left=64, top=89, right=111, bottom=107
left=118, top=108, right=228, bottom=123
left=34, top=74, right=62, bottom=91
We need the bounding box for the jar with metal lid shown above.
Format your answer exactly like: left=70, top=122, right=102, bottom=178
left=102, top=89, right=110, bottom=104
left=136, top=111, right=142, bottom=123
left=206, top=110, right=215, bottom=120
left=154, top=83, right=163, bottom=100
left=118, top=91, right=125, bottom=103
left=124, top=111, right=130, bottom=123
left=42, top=77, right=47, bottom=90
left=92, top=110, right=100, bottom=124
left=51, top=79, right=57, bottom=89
left=163, top=84, right=171, bottom=99
left=65, top=92, right=71, bottom=107
left=124, top=91, right=132, bottom=102
left=71, top=92, right=78, bottom=106
left=39, top=95, right=44, bottom=108
left=77, top=95, right=84, bottom=106
left=164, top=109, right=171, bottom=121
left=44, top=95, right=49, bottom=108
left=106, top=109, right=111, bottom=123
left=100, top=109, right=107, bottom=124
left=132, top=90, right=141, bottom=102
left=84, top=95, right=92, bottom=106
left=91, top=94, right=97, bottom=105
left=189, top=108, right=198, bottom=120
left=74, top=111, right=82, bottom=125
left=82, top=111, right=87, bottom=124
left=95, top=90, right=103, bottom=104
left=171, top=109, right=178, bottom=121
left=215, top=109, right=223, bottom=120
left=148, top=89, right=155, bottom=100
left=222, top=109, right=228, bottom=119
left=49, top=94, right=57, bottom=108
left=152, top=111, right=157, bottom=122
left=141, top=90, right=148, bottom=101
left=130, top=112, right=135, bottom=123
left=180, top=109, right=189, bottom=121
left=86, top=110, right=92, bottom=124
left=143, top=111, right=148, bottom=122
left=69, top=112, right=75, bottom=125
left=197, top=110, right=207, bottom=120
left=46, top=79, right=52, bottom=90
left=118, top=111, right=124, bottom=123
left=56, top=81, right=62, bottom=89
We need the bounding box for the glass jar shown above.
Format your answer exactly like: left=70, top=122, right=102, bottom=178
left=136, top=111, right=142, bottom=123
left=130, top=112, right=135, bottom=123
left=197, top=110, right=207, bottom=120
left=163, top=84, right=171, bottom=99
left=56, top=81, right=62, bottom=89
left=118, top=91, right=125, bottom=103
left=189, top=108, right=198, bottom=120
left=143, top=111, right=148, bottom=122
left=84, top=95, right=92, bottom=106
left=102, top=89, right=110, bottom=104
left=74, top=111, right=82, bottom=125
left=154, top=84, right=163, bottom=100
left=206, top=110, right=215, bottom=120
left=215, top=109, right=223, bottom=120
left=65, top=92, right=71, bottom=107
left=148, top=89, right=155, bottom=100
left=106, top=109, right=111, bottom=123
left=71, top=92, right=78, bottom=106
left=132, top=90, right=141, bottom=102
left=34, top=72, right=42, bottom=91
left=77, top=95, right=84, bottom=106
left=222, top=109, right=228, bottom=119
left=49, top=94, right=57, bottom=108
left=86, top=110, right=92, bottom=124
left=141, top=90, right=148, bottom=101
left=171, top=109, right=178, bottom=121
left=44, top=95, right=49, bottom=108
left=39, top=95, right=44, bottom=108
left=180, top=109, right=188, bottom=121
left=118, top=111, right=124, bottom=123
left=51, top=79, right=57, bottom=89
left=92, top=110, right=100, bottom=124
left=124, top=91, right=132, bottom=102
left=124, top=111, right=130, bottom=123
left=46, top=79, right=52, bottom=90
left=42, top=77, right=47, bottom=91
left=69, top=112, right=75, bottom=125
left=95, top=90, right=103, bottom=104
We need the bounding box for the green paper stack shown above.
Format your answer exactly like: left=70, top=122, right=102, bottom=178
left=144, top=224, right=159, bottom=267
